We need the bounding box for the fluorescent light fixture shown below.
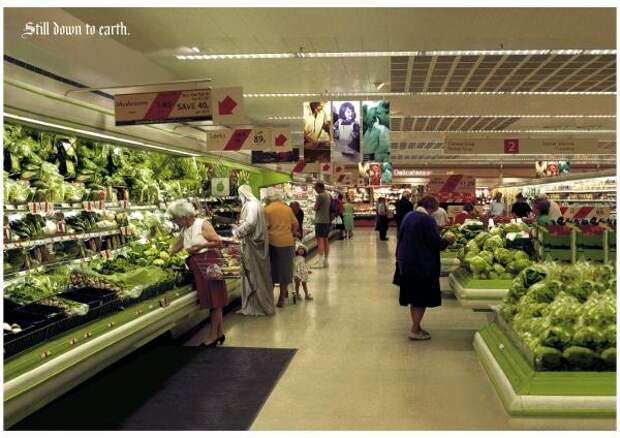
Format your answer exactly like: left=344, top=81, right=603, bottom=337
left=416, top=129, right=615, bottom=133
left=267, top=116, right=303, bottom=120
left=4, top=113, right=200, bottom=157
left=176, top=48, right=616, bottom=60
left=191, top=47, right=200, bottom=53
left=375, top=82, right=386, bottom=90
left=244, top=91, right=616, bottom=98
left=391, top=114, right=616, bottom=119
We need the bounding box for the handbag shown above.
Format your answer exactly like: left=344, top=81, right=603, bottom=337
left=392, top=261, right=401, bottom=286
left=333, top=216, right=343, bottom=225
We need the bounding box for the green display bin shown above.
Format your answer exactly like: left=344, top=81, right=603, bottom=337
left=535, top=225, right=577, bottom=263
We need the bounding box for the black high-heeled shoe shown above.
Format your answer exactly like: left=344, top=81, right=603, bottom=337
left=203, top=339, right=218, bottom=348
left=217, top=335, right=226, bottom=345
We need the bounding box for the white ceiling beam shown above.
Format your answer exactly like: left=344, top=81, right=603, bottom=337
left=441, top=56, right=461, bottom=92
left=584, top=71, right=616, bottom=92
left=532, top=54, right=580, bottom=91
left=493, top=55, right=533, bottom=91
left=513, top=55, right=558, bottom=91
left=404, top=56, right=415, bottom=92
left=458, top=56, right=485, bottom=92
left=476, top=55, right=509, bottom=91
left=549, top=55, right=601, bottom=91
left=568, top=60, right=616, bottom=91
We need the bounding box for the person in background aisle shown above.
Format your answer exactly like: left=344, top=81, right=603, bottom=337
left=265, top=193, right=300, bottom=308
left=293, top=243, right=313, bottom=301
left=394, top=190, right=413, bottom=231
left=312, top=182, right=332, bottom=269
left=489, top=192, right=505, bottom=217
left=393, top=195, right=456, bottom=341
left=432, top=202, right=449, bottom=228
left=376, top=197, right=389, bottom=241
left=539, top=194, right=562, bottom=221
left=336, top=193, right=346, bottom=239
left=290, top=201, right=305, bottom=240
left=167, top=200, right=231, bottom=348
left=533, top=197, right=553, bottom=226
left=233, top=185, right=275, bottom=317
left=342, top=195, right=355, bottom=239
left=454, top=203, right=476, bottom=225
left=511, top=193, right=532, bottom=218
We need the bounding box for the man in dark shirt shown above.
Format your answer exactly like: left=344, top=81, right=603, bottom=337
left=394, top=190, right=414, bottom=230
left=511, top=193, right=532, bottom=218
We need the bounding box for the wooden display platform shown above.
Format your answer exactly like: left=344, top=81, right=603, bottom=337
left=474, top=323, right=616, bottom=430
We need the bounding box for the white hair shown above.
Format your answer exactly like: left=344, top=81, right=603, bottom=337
left=167, top=200, right=196, bottom=219
left=269, top=192, right=283, bottom=202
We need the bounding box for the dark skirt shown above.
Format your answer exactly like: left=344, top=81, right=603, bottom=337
left=269, top=245, right=294, bottom=284
left=393, top=263, right=441, bottom=308
left=187, top=250, right=229, bottom=310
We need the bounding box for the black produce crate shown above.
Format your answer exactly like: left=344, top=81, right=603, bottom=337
left=17, top=303, right=65, bottom=320
left=59, top=290, right=104, bottom=308
left=3, top=310, right=53, bottom=358
left=44, top=311, right=100, bottom=340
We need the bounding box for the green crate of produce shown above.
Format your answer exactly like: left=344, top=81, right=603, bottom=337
left=542, top=248, right=573, bottom=262
left=536, top=224, right=574, bottom=249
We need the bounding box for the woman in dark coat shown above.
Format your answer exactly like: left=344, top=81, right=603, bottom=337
left=394, top=195, right=455, bottom=341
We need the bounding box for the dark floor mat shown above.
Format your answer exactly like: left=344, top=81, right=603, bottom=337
left=13, top=346, right=296, bottom=430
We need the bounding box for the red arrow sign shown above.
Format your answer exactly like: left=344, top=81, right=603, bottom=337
left=218, top=96, right=237, bottom=115
left=293, top=160, right=307, bottom=173
left=224, top=129, right=252, bottom=150
left=275, top=134, right=288, bottom=146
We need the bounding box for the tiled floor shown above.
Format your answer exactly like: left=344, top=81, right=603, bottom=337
left=189, top=228, right=512, bottom=430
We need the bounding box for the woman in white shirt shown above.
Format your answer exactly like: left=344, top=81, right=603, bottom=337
left=489, top=192, right=506, bottom=217
left=168, top=200, right=230, bottom=348
left=432, top=203, right=450, bottom=227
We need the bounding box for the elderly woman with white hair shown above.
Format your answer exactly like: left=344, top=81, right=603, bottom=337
left=264, top=191, right=300, bottom=307
left=168, top=200, right=229, bottom=347
left=233, top=185, right=275, bottom=316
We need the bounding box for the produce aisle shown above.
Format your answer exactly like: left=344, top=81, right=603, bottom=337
left=187, top=229, right=512, bottom=430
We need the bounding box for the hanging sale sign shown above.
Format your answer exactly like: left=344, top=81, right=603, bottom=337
left=211, top=178, right=230, bottom=197
left=292, top=160, right=320, bottom=174
left=212, top=87, right=245, bottom=125
left=115, top=89, right=212, bottom=126
left=428, top=175, right=475, bottom=192
left=207, top=127, right=273, bottom=151
left=272, top=128, right=292, bottom=152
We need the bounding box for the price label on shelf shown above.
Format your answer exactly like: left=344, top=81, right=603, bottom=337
left=52, top=236, right=64, bottom=242
left=5, top=204, right=16, bottom=211
left=4, top=225, right=11, bottom=241
left=60, top=203, right=71, bottom=209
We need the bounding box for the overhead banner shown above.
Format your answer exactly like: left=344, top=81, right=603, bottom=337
left=535, top=160, right=571, bottom=177
left=272, top=128, right=292, bottom=152
left=207, top=127, right=272, bottom=151
left=303, top=101, right=332, bottom=162
left=444, top=137, right=599, bottom=155
left=332, top=101, right=361, bottom=163
left=251, top=148, right=300, bottom=164
left=427, top=175, right=475, bottom=202
left=115, top=89, right=212, bottom=126
left=212, top=87, right=245, bottom=125
left=291, top=160, right=320, bottom=174
left=362, top=100, right=390, bottom=163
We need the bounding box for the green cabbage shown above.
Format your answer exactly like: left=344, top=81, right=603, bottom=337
left=534, top=346, right=564, bottom=371
left=563, top=346, right=598, bottom=370
left=493, top=247, right=513, bottom=265
left=540, top=326, right=573, bottom=350
left=478, top=250, right=494, bottom=266
left=526, top=282, right=556, bottom=304
left=483, top=235, right=504, bottom=252
left=572, top=326, right=606, bottom=351
left=601, top=348, right=616, bottom=370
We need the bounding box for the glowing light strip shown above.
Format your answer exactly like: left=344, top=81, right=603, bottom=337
left=272, top=114, right=615, bottom=119
left=4, top=113, right=200, bottom=157
left=417, top=129, right=615, bottom=133
left=176, top=48, right=616, bottom=60
left=244, top=91, right=616, bottom=98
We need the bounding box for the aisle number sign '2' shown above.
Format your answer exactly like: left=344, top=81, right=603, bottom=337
left=114, top=87, right=244, bottom=126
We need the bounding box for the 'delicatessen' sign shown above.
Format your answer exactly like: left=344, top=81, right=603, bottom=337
left=115, top=89, right=212, bottom=126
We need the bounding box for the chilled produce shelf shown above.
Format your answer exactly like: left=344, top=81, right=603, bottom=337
left=449, top=268, right=511, bottom=310
left=474, top=323, right=616, bottom=429
left=3, top=280, right=241, bottom=428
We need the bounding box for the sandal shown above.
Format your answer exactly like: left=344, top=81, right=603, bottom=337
left=305, top=294, right=313, bottom=301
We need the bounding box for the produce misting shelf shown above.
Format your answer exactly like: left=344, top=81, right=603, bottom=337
left=4, top=229, right=124, bottom=250
left=474, top=323, right=616, bottom=430
left=3, top=280, right=241, bottom=429
left=449, top=268, right=511, bottom=310
left=4, top=247, right=127, bottom=286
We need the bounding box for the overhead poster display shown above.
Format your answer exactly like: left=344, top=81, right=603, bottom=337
left=362, top=100, right=390, bottom=163
left=380, top=162, right=393, bottom=184
left=207, top=127, right=272, bottom=151
left=303, top=101, right=332, bottom=162
left=251, top=148, right=300, bottom=164
left=331, top=101, right=361, bottom=162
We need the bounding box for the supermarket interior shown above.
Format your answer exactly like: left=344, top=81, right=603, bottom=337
left=1, top=5, right=619, bottom=433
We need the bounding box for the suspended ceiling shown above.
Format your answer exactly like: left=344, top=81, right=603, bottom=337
left=3, top=7, right=617, bottom=167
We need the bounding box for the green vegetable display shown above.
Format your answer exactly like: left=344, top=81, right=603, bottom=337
left=499, top=261, right=616, bottom=371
